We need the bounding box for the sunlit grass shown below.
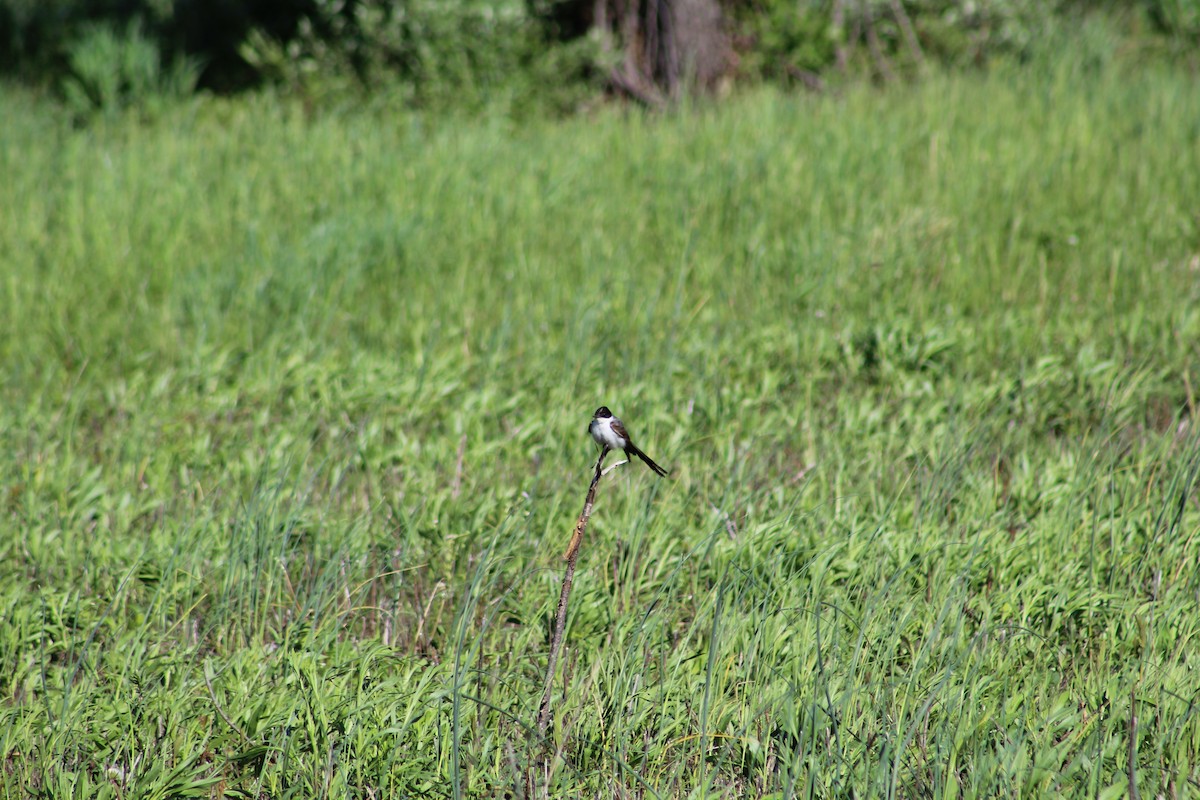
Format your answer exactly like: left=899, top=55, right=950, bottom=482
left=1, top=36, right=1199, bottom=797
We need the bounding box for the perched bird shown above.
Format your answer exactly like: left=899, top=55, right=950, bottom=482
left=588, top=406, right=667, bottom=476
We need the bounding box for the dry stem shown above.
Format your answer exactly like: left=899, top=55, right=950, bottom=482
left=1128, top=685, right=1140, bottom=800
left=536, top=447, right=623, bottom=735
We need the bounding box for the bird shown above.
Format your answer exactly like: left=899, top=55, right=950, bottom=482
left=587, top=406, right=668, bottom=476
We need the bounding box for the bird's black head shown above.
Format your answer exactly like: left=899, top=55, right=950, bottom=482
left=593, top=406, right=612, bottom=419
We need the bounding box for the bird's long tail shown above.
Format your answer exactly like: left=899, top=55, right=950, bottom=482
left=627, top=444, right=668, bottom=477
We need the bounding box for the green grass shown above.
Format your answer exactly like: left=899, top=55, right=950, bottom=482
left=3, top=35, right=1200, bottom=798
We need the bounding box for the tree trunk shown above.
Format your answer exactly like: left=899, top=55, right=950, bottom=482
left=595, top=0, right=732, bottom=104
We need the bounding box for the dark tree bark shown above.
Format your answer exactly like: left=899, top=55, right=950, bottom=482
left=584, top=0, right=732, bottom=104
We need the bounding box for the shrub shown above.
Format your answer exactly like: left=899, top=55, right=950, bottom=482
left=731, top=0, right=1066, bottom=83
left=1145, top=0, right=1200, bottom=38
left=61, top=19, right=200, bottom=118
left=240, top=0, right=603, bottom=113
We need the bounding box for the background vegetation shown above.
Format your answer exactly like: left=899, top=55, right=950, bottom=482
left=2, top=3, right=1200, bottom=799
left=2, top=0, right=1199, bottom=116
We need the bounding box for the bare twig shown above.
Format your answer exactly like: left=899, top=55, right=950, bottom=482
left=415, top=579, right=445, bottom=656
left=889, top=0, right=924, bottom=66
left=1183, top=369, right=1196, bottom=421
left=832, top=0, right=848, bottom=73
left=1128, top=685, right=1140, bottom=800
left=601, top=458, right=630, bottom=477
left=784, top=64, right=826, bottom=93
left=537, top=447, right=622, bottom=735
left=451, top=434, right=467, bottom=499
left=865, top=12, right=896, bottom=83
left=709, top=502, right=739, bottom=540
left=204, top=661, right=253, bottom=747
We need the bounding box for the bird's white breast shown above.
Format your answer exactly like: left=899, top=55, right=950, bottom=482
left=589, top=416, right=627, bottom=449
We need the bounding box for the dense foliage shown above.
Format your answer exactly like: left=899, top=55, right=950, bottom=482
left=2, top=0, right=1196, bottom=115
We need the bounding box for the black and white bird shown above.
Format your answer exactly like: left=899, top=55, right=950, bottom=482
left=587, top=406, right=667, bottom=476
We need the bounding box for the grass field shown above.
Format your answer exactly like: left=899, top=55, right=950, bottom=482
left=2, top=30, right=1200, bottom=798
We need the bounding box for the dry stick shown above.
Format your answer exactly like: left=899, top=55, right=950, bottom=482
left=204, top=661, right=253, bottom=748
left=451, top=434, right=467, bottom=499
left=832, top=0, right=848, bottom=73
left=889, top=0, right=924, bottom=67
left=536, top=448, right=627, bottom=735
left=1128, top=685, right=1140, bottom=800
left=865, top=12, right=896, bottom=83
